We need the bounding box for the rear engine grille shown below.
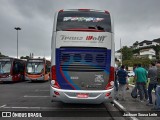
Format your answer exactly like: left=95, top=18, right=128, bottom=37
left=59, top=47, right=107, bottom=70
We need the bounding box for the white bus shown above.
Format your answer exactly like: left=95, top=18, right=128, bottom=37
left=50, top=9, right=115, bottom=104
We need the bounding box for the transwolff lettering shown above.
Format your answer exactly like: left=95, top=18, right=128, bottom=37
left=86, top=36, right=107, bottom=42
left=60, top=35, right=83, bottom=40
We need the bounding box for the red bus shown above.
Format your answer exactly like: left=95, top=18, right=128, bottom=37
left=0, top=57, right=26, bottom=82
left=25, top=58, right=51, bottom=81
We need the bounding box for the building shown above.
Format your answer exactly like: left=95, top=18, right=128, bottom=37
left=139, top=48, right=156, bottom=59
left=115, top=52, right=122, bottom=62
left=134, top=40, right=159, bottom=49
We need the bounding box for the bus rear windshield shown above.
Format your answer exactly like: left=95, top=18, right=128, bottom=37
left=27, top=62, right=44, bottom=74
left=57, top=11, right=111, bottom=32
left=0, top=61, right=11, bottom=74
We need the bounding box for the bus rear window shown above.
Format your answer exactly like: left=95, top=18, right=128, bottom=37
left=57, top=11, right=111, bottom=32
left=0, top=61, right=11, bottom=74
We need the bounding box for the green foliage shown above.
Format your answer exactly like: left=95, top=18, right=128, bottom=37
left=153, top=38, right=160, bottom=43
left=121, top=46, right=133, bottom=61
left=152, top=45, right=160, bottom=59
left=0, top=52, right=7, bottom=57
left=133, top=45, right=160, bottom=58
left=133, top=41, right=139, bottom=47
left=132, top=48, right=140, bottom=54
left=20, top=56, right=30, bottom=59
left=123, top=58, right=151, bottom=68
left=120, top=44, right=160, bottom=68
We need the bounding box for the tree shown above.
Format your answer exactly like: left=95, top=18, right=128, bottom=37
left=20, top=56, right=30, bottom=59
left=132, top=45, right=160, bottom=59
left=152, top=45, right=160, bottom=59
left=133, top=41, right=139, bottom=47
left=123, top=58, right=151, bottom=69
left=121, top=46, right=133, bottom=61
left=0, top=52, right=7, bottom=57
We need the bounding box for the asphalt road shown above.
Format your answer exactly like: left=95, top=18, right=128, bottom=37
left=0, top=81, right=124, bottom=120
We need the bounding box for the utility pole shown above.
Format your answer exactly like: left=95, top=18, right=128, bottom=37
left=14, top=27, right=21, bottom=58
left=120, top=38, right=123, bottom=65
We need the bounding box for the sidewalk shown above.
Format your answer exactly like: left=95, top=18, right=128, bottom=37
left=113, top=85, right=160, bottom=120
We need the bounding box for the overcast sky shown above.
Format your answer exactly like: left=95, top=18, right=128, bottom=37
left=0, top=0, right=160, bottom=59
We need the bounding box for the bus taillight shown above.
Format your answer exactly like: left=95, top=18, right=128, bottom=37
left=78, top=9, right=90, bottom=11
left=105, top=92, right=111, bottom=97
left=105, top=10, right=110, bottom=14
left=54, top=91, right=60, bottom=96
left=105, top=66, right=114, bottom=90
left=59, top=9, right=64, bottom=12
left=51, top=65, right=60, bottom=89
left=51, top=65, right=56, bottom=80
left=51, top=80, right=60, bottom=89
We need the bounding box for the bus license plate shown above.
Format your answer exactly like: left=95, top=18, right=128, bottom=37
left=77, top=93, right=88, bottom=98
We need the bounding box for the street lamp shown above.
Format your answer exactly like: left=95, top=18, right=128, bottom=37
left=14, top=27, right=21, bottom=58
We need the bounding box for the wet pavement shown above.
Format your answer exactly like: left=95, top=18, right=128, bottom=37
left=113, top=85, right=160, bottom=120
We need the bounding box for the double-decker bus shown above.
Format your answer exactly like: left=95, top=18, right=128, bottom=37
left=0, top=57, right=25, bottom=82
left=50, top=9, right=115, bottom=104
left=25, top=58, right=51, bottom=81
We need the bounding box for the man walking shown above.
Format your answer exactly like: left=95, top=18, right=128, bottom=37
left=135, top=63, right=148, bottom=102
left=147, top=63, right=157, bottom=106
left=117, top=65, right=127, bottom=100
left=152, top=61, right=160, bottom=110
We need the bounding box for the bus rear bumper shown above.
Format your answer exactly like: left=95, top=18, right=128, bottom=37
left=0, top=77, right=12, bottom=82
left=25, top=76, right=44, bottom=81
left=50, top=86, right=114, bottom=104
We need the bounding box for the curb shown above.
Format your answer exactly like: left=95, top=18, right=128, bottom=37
left=113, top=100, right=139, bottom=120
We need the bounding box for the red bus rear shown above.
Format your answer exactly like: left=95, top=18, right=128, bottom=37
left=0, top=57, right=26, bottom=82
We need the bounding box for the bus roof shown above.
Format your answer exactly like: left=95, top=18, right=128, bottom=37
left=58, top=9, right=110, bottom=14
left=0, top=57, right=22, bottom=60
left=27, top=58, right=51, bottom=62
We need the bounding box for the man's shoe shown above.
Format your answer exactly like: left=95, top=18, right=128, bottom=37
left=138, top=99, right=144, bottom=102
left=144, top=97, right=149, bottom=101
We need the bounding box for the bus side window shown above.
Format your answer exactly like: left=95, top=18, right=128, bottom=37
left=13, top=61, right=24, bottom=74
left=20, top=62, right=25, bottom=73
left=19, top=62, right=24, bottom=73
left=45, top=64, right=50, bottom=73
left=13, top=62, right=18, bottom=74
left=45, top=65, right=48, bottom=74
left=48, top=66, right=51, bottom=73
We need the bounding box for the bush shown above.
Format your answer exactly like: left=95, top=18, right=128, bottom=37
left=123, top=58, right=151, bottom=69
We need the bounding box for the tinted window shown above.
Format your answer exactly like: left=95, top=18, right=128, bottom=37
left=27, top=62, right=44, bottom=74
left=57, top=11, right=111, bottom=32
left=0, top=61, right=11, bottom=74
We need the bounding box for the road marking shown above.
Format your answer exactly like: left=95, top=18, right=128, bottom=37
left=113, top=100, right=139, bottom=120
left=35, top=89, right=49, bottom=92
left=113, top=100, right=126, bottom=111
left=24, top=95, right=50, bottom=98
left=0, top=104, right=6, bottom=108
left=130, top=116, right=139, bottom=120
